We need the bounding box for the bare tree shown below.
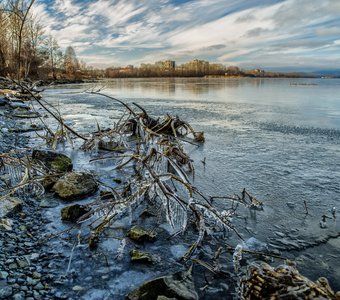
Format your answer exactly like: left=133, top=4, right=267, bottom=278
left=5, top=0, right=36, bottom=79
left=44, top=34, right=63, bottom=79
left=64, top=46, right=79, bottom=79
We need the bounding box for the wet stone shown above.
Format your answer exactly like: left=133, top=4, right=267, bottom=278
left=0, top=196, right=23, bottom=218
left=34, top=282, right=44, bottom=290
left=0, top=286, right=13, bottom=298
left=32, top=272, right=41, bottom=279
left=26, top=277, right=38, bottom=286
left=61, top=204, right=90, bottom=222
left=0, top=218, right=13, bottom=230
left=0, top=271, right=9, bottom=280
left=72, top=285, right=84, bottom=292
left=33, top=290, right=41, bottom=300
left=130, top=249, right=154, bottom=264
left=52, top=172, right=98, bottom=199
left=127, top=226, right=156, bottom=243
left=9, top=263, right=18, bottom=270
left=13, top=292, right=25, bottom=300
left=127, top=271, right=198, bottom=300
left=16, top=257, right=30, bottom=268
left=32, top=150, right=73, bottom=174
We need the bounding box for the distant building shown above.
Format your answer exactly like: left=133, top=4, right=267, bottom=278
left=209, top=63, right=225, bottom=74
left=244, top=69, right=265, bottom=77
left=183, top=59, right=209, bottom=74
left=118, top=65, right=134, bottom=74
left=154, top=60, right=176, bottom=71
left=163, top=60, right=175, bottom=71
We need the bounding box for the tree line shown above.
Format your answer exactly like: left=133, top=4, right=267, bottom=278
left=0, top=0, right=95, bottom=81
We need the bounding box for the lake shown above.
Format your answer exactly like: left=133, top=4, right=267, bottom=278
left=41, top=77, right=340, bottom=296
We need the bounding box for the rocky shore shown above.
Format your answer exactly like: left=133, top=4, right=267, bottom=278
left=0, top=101, right=64, bottom=299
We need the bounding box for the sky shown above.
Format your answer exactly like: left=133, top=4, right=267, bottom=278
left=32, top=0, right=340, bottom=71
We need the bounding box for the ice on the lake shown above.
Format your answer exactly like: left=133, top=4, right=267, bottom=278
left=170, top=244, right=187, bottom=259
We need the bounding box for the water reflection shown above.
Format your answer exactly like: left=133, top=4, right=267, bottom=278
left=100, top=77, right=271, bottom=97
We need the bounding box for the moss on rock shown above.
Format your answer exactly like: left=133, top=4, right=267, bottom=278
left=126, top=226, right=156, bottom=243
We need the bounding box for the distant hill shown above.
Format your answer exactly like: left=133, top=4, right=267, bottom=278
left=310, top=70, right=340, bottom=77
left=259, top=67, right=340, bottom=78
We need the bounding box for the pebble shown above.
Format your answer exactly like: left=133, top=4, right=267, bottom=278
left=72, top=285, right=84, bottom=292
left=17, top=257, right=30, bottom=268
left=34, top=282, right=45, bottom=290
left=0, top=270, right=9, bottom=280
left=13, top=293, right=25, bottom=300
left=9, top=263, right=18, bottom=270
left=32, top=272, right=42, bottom=279
left=0, top=286, right=13, bottom=298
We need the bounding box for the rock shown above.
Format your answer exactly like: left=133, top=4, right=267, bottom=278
left=52, top=172, right=98, bottom=199
left=127, top=271, right=198, bottom=300
left=100, top=190, right=114, bottom=200
left=157, top=297, right=177, bottom=300
left=98, top=140, right=121, bottom=151
left=32, top=272, right=41, bottom=279
left=61, top=204, right=90, bottom=222
left=130, top=249, right=154, bottom=264
left=11, top=108, right=40, bottom=118
left=26, top=277, right=37, bottom=286
left=16, top=257, right=30, bottom=268
left=33, top=290, right=41, bottom=300
left=72, top=285, right=84, bottom=292
left=9, top=124, right=44, bottom=133
left=32, top=150, right=73, bottom=173
left=0, top=286, right=13, bottom=298
left=0, top=97, right=8, bottom=106
left=127, top=226, right=156, bottom=243
left=34, top=282, right=44, bottom=290
left=9, top=101, right=30, bottom=110
left=12, top=292, right=25, bottom=300
left=39, top=197, right=59, bottom=208
left=0, top=218, right=13, bottom=230
left=0, top=271, right=9, bottom=280
left=0, top=196, right=23, bottom=218
left=8, top=263, right=17, bottom=270
left=29, top=253, right=40, bottom=261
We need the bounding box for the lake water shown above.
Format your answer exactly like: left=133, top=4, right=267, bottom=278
left=41, top=77, right=340, bottom=295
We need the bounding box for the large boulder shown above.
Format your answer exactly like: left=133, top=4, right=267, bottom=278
left=126, top=271, right=198, bottom=300
left=0, top=196, right=23, bottom=218
left=32, top=150, right=73, bottom=173
left=52, top=172, right=98, bottom=199
left=61, top=204, right=90, bottom=222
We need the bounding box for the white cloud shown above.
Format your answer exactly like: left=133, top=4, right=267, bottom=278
left=54, top=0, right=80, bottom=17
left=34, top=0, right=340, bottom=69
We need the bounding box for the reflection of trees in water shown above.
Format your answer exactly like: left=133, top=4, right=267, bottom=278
left=103, top=78, right=267, bottom=96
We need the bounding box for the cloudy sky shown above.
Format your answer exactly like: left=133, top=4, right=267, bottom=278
left=33, top=0, right=340, bottom=70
